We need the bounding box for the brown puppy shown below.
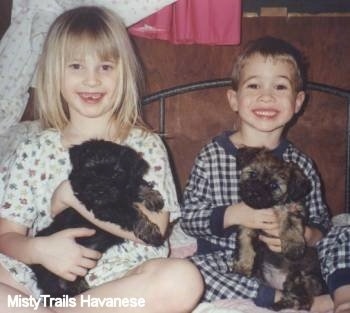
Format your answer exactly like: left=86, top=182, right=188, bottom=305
left=233, top=147, right=324, bottom=311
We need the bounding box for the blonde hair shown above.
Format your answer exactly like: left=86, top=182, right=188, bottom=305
left=231, top=36, right=307, bottom=92
left=35, top=6, right=147, bottom=141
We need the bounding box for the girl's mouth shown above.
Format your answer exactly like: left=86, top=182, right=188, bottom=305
left=78, top=92, right=105, bottom=103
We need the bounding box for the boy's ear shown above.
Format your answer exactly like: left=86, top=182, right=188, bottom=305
left=294, top=91, right=306, bottom=114
left=227, top=89, right=238, bottom=112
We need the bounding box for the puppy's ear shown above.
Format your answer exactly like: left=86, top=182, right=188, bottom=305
left=69, top=144, right=84, bottom=170
left=287, top=164, right=312, bottom=201
left=236, top=147, right=264, bottom=170
left=133, top=155, right=149, bottom=178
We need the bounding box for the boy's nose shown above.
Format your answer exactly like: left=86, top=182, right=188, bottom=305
left=258, top=90, right=274, bottom=102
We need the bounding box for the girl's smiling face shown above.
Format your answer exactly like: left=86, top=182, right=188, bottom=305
left=228, top=53, right=305, bottom=137
left=61, top=52, right=119, bottom=124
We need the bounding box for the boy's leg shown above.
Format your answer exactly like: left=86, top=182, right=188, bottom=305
left=334, top=285, right=350, bottom=313
left=311, top=294, right=334, bottom=313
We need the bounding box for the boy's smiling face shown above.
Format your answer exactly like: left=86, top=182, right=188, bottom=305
left=228, top=53, right=305, bottom=137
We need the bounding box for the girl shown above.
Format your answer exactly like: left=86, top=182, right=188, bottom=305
left=0, top=6, right=203, bottom=313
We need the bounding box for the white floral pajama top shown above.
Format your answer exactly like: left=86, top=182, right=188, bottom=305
left=0, top=128, right=180, bottom=298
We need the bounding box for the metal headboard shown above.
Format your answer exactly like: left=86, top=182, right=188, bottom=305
left=142, top=78, right=350, bottom=213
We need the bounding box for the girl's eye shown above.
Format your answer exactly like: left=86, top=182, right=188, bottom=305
left=101, top=64, right=113, bottom=71
left=69, top=63, right=82, bottom=70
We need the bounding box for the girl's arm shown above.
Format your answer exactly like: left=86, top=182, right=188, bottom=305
left=51, top=180, right=169, bottom=242
left=0, top=218, right=101, bottom=281
left=0, top=218, right=35, bottom=264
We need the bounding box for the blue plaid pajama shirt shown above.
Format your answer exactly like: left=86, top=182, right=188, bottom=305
left=181, top=131, right=331, bottom=307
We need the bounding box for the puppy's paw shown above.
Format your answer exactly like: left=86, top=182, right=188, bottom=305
left=231, top=260, right=253, bottom=277
left=282, top=240, right=305, bottom=260
left=270, top=297, right=298, bottom=311
left=275, top=273, right=314, bottom=311
left=133, top=211, right=164, bottom=246
left=138, top=184, right=164, bottom=212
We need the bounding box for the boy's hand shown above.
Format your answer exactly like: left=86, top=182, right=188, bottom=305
left=259, top=228, right=282, bottom=253
left=225, top=202, right=282, bottom=252
left=225, top=202, right=279, bottom=230
left=34, top=228, right=101, bottom=281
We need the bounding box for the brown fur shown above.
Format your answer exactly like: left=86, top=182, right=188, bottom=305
left=233, top=147, right=324, bottom=311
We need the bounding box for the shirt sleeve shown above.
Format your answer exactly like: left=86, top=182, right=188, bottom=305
left=304, top=162, right=331, bottom=234
left=133, top=132, right=180, bottom=221
left=0, top=139, right=37, bottom=227
left=181, top=150, right=230, bottom=237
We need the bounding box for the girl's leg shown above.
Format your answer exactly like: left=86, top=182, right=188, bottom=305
left=0, top=264, right=31, bottom=295
left=1, top=258, right=203, bottom=313
left=62, top=258, right=203, bottom=313
left=0, top=283, right=56, bottom=313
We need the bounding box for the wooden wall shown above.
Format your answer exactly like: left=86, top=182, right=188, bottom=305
left=1, top=3, right=349, bottom=215
left=133, top=16, right=350, bottom=216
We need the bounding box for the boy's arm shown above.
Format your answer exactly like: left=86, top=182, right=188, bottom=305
left=181, top=153, right=234, bottom=238
left=303, top=162, right=331, bottom=245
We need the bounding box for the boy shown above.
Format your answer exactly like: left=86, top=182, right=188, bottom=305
left=181, top=36, right=332, bottom=309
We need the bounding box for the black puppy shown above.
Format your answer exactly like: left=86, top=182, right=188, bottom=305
left=31, top=139, right=164, bottom=299
left=233, top=147, right=325, bottom=311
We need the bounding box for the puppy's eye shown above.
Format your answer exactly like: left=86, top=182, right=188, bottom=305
left=269, top=181, right=279, bottom=190
left=249, top=171, right=258, bottom=179
left=112, top=167, right=126, bottom=179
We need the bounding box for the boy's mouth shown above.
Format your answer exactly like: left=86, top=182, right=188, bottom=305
left=253, top=109, right=278, bottom=118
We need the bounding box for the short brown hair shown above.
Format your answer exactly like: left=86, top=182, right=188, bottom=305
left=231, top=36, right=307, bottom=92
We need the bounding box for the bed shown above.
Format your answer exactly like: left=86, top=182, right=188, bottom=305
left=141, top=78, right=350, bottom=313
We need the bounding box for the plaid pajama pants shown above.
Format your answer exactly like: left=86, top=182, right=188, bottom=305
left=190, top=250, right=262, bottom=301
left=317, top=226, right=350, bottom=289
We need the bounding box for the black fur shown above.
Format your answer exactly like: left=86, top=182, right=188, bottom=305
left=31, top=139, right=164, bottom=299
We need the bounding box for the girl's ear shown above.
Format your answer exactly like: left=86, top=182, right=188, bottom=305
left=294, top=91, right=306, bottom=114
left=227, top=89, right=238, bottom=112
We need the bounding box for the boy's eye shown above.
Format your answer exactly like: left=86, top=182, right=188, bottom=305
left=275, top=84, right=288, bottom=90
left=247, top=83, right=259, bottom=89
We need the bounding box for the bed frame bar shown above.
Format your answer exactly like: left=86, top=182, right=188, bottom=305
left=142, top=78, right=350, bottom=213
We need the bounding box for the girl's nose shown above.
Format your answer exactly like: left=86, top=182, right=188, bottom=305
left=83, top=69, right=101, bottom=87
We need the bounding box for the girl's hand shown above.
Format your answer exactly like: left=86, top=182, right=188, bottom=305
left=34, top=228, right=101, bottom=281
